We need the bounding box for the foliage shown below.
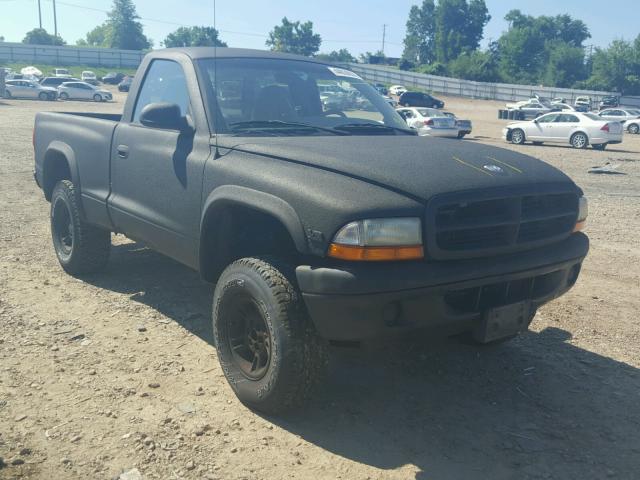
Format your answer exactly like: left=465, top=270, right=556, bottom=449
left=359, top=51, right=386, bottom=64
left=403, top=0, right=489, bottom=64
left=23, top=28, right=66, bottom=46
left=77, top=24, right=109, bottom=47
left=416, top=62, right=448, bottom=76
left=585, top=36, right=640, bottom=95
left=163, top=27, right=227, bottom=48
left=79, top=0, right=151, bottom=50
left=447, top=50, right=499, bottom=82
left=315, top=49, right=356, bottom=63
left=266, top=18, right=321, bottom=57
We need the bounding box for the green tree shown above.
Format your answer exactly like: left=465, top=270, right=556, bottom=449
left=78, top=24, right=109, bottom=47
left=402, top=0, right=436, bottom=64
left=266, top=18, right=321, bottom=56
left=163, top=26, right=227, bottom=48
left=315, top=49, right=356, bottom=63
left=542, top=42, right=585, bottom=88
left=22, top=28, right=65, bottom=46
left=105, top=0, right=151, bottom=50
left=586, top=37, right=640, bottom=95
left=448, top=49, right=499, bottom=82
left=359, top=50, right=386, bottom=64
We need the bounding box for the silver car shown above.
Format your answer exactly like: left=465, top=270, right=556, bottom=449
left=57, top=81, right=113, bottom=102
left=598, top=108, right=640, bottom=134
left=4, top=79, right=57, bottom=101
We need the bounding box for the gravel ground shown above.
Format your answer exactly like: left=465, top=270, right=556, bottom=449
left=1, top=88, right=639, bottom=480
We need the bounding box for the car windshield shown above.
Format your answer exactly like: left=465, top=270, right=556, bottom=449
left=198, top=58, right=412, bottom=136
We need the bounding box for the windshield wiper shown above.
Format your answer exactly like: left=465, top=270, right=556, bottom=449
left=228, top=120, right=350, bottom=136
left=333, top=122, right=416, bottom=135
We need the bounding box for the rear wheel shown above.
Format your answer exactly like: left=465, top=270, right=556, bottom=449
left=511, top=128, right=525, bottom=145
left=93, top=94, right=102, bottom=102
left=50, top=180, right=110, bottom=275
left=629, top=123, right=640, bottom=135
left=38, top=92, right=48, bottom=101
left=592, top=143, right=607, bottom=150
left=3, top=89, right=11, bottom=99
left=59, top=92, right=69, bottom=100
left=212, top=257, right=328, bottom=414
left=570, top=132, right=588, bottom=149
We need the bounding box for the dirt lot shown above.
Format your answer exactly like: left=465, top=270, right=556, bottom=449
left=1, top=88, right=639, bottom=480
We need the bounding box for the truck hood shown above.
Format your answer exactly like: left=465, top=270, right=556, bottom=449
left=218, top=136, right=576, bottom=202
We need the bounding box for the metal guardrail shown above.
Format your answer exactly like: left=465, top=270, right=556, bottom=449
left=345, top=63, right=617, bottom=105
left=0, top=42, right=145, bottom=68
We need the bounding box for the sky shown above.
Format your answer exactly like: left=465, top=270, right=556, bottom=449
left=1, top=0, right=639, bottom=57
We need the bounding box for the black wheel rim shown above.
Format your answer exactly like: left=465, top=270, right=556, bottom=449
left=225, top=295, right=272, bottom=380
left=52, top=198, right=74, bottom=257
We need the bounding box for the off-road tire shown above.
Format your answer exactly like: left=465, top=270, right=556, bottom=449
left=570, top=132, right=588, bottom=149
left=511, top=128, right=525, bottom=145
left=50, top=180, right=110, bottom=275
left=212, top=257, right=328, bottom=414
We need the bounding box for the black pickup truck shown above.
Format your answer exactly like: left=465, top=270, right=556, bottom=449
left=34, top=48, right=589, bottom=413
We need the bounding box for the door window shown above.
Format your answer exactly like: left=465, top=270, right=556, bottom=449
left=556, top=114, right=579, bottom=123
left=133, top=60, right=190, bottom=123
left=536, top=114, right=559, bottom=123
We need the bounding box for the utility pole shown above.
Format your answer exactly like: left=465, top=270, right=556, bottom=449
left=381, top=24, right=387, bottom=55
left=38, top=0, right=42, bottom=29
left=53, top=0, right=58, bottom=39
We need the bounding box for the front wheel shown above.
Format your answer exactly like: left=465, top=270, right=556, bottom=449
left=50, top=180, right=111, bottom=275
left=571, top=132, right=588, bottom=149
left=212, top=257, right=328, bottom=414
left=38, top=92, right=48, bottom=101
left=628, top=123, right=640, bottom=135
left=93, top=94, right=102, bottom=102
left=511, top=128, right=526, bottom=145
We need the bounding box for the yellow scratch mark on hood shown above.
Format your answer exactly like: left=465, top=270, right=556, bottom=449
left=487, top=156, right=523, bottom=174
left=452, top=156, right=493, bottom=176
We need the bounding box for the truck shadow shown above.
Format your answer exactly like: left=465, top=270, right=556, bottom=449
left=87, top=241, right=640, bottom=480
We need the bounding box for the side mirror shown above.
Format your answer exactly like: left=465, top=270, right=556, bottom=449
left=139, top=102, right=193, bottom=133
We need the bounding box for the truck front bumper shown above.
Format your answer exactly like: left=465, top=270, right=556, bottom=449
left=297, top=233, right=588, bottom=341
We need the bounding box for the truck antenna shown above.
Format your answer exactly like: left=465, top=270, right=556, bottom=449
left=213, top=0, right=221, bottom=159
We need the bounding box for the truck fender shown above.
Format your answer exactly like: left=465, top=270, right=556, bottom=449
left=199, top=185, right=310, bottom=261
left=42, top=141, right=80, bottom=199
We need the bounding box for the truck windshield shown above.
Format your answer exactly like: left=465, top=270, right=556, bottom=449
left=197, top=58, right=413, bottom=136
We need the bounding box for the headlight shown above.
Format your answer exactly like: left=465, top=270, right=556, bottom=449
left=574, top=196, right=588, bottom=232
left=328, top=218, right=424, bottom=261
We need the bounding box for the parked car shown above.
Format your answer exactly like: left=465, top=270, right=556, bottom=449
left=551, top=102, right=577, bottom=112
left=506, top=99, right=552, bottom=118
left=21, top=66, right=43, bottom=78
left=4, top=79, right=57, bottom=100
left=598, top=108, right=640, bottom=134
left=574, top=96, right=592, bottom=110
left=54, top=68, right=71, bottom=77
left=599, top=95, right=619, bottom=109
left=102, top=72, right=125, bottom=84
left=57, top=81, right=113, bottom=102
left=503, top=112, right=623, bottom=150
left=388, top=84, right=407, bottom=96
left=118, top=76, right=133, bottom=92
left=34, top=47, right=589, bottom=414
left=552, top=97, right=567, bottom=104
left=397, top=107, right=459, bottom=137
left=81, top=71, right=99, bottom=85
left=40, top=76, right=79, bottom=88
left=373, top=83, right=388, bottom=95
left=398, top=91, right=444, bottom=109
left=442, top=111, right=473, bottom=138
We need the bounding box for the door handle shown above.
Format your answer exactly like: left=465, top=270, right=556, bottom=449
left=116, top=145, right=129, bottom=158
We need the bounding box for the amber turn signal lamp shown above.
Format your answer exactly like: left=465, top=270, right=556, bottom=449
left=573, top=220, right=586, bottom=232
left=328, top=244, right=424, bottom=261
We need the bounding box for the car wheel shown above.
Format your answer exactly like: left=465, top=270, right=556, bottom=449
left=50, top=180, right=111, bottom=275
left=457, top=132, right=466, bottom=139
left=629, top=123, right=640, bottom=135
left=592, top=143, right=607, bottom=150
left=570, top=132, right=588, bottom=149
left=59, top=92, right=69, bottom=100
left=48, top=92, right=56, bottom=101
left=93, top=94, right=102, bottom=102
left=212, top=257, right=328, bottom=414
left=38, top=92, right=48, bottom=101
left=3, top=89, right=11, bottom=99
left=511, top=128, right=526, bottom=145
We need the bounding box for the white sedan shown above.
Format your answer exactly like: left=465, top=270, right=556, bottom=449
left=397, top=107, right=459, bottom=138
left=598, top=108, right=640, bottom=134
left=57, top=81, right=113, bottom=102
left=388, top=85, right=407, bottom=96
left=503, top=112, right=623, bottom=150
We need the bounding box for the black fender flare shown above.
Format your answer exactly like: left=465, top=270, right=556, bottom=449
left=43, top=141, right=80, bottom=197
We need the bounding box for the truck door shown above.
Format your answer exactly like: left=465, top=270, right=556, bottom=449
left=108, top=58, right=211, bottom=268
